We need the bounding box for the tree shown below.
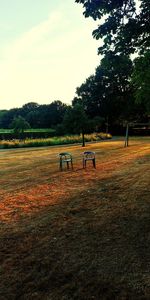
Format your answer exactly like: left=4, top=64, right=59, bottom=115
left=48, top=100, right=67, bottom=126
left=0, top=110, right=7, bottom=127
left=0, top=108, right=21, bottom=129
left=35, top=101, right=68, bottom=128
left=132, top=51, right=150, bottom=113
left=10, top=116, right=30, bottom=134
left=73, top=74, right=102, bottom=117
left=20, top=102, right=40, bottom=123
left=73, top=53, right=135, bottom=126
left=21, top=102, right=39, bottom=113
left=75, top=0, right=150, bottom=55
left=63, top=104, right=89, bottom=146
left=75, top=0, right=150, bottom=120
left=26, top=110, right=41, bottom=128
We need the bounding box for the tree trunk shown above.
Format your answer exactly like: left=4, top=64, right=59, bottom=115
left=124, top=123, right=129, bottom=147
left=82, top=131, right=85, bottom=147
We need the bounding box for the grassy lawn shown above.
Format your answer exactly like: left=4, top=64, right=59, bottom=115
left=0, top=138, right=150, bottom=299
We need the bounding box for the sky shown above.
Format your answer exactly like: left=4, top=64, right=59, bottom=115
left=0, top=0, right=101, bottom=110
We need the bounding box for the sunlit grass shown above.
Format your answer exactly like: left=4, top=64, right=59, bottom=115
left=0, top=132, right=112, bottom=149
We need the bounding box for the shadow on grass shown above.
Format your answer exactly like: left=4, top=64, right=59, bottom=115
left=0, top=177, right=150, bottom=300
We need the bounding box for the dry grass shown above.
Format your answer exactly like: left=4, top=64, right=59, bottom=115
left=0, top=138, right=150, bottom=299
left=0, top=132, right=112, bottom=149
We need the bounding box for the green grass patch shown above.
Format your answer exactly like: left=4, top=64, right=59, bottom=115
left=0, top=128, right=55, bottom=133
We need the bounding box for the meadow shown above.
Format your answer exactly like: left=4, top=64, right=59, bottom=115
left=0, top=137, right=150, bottom=299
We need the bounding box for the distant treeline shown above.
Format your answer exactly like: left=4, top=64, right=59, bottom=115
left=0, top=101, right=67, bottom=130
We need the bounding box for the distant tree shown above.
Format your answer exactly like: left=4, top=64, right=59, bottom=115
left=63, top=104, right=90, bottom=146
left=48, top=100, right=68, bottom=125
left=26, top=110, right=41, bottom=128
left=36, top=101, right=68, bottom=128
left=21, top=102, right=39, bottom=112
left=0, top=110, right=7, bottom=127
left=20, top=102, right=40, bottom=121
left=10, top=116, right=30, bottom=134
left=0, top=108, right=21, bottom=128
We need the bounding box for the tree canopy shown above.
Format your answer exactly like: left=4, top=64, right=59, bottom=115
left=75, top=0, right=150, bottom=55
left=75, top=0, right=150, bottom=121
left=73, top=53, right=137, bottom=124
left=132, top=51, right=150, bottom=113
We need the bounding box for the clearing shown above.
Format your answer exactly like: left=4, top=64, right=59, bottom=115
left=0, top=138, right=150, bottom=300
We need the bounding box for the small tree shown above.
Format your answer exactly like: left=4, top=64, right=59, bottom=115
left=63, top=104, right=89, bottom=147
left=11, top=116, right=30, bottom=134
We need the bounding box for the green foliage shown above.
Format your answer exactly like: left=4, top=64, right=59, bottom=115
left=75, top=0, right=150, bottom=119
left=132, top=51, right=150, bottom=113
left=75, top=0, right=150, bottom=55
left=0, top=101, right=68, bottom=129
left=10, top=116, right=31, bottom=134
left=63, top=104, right=89, bottom=134
left=74, top=53, right=136, bottom=123
left=63, top=104, right=90, bottom=146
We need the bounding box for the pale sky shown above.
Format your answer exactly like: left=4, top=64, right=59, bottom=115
left=0, top=0, right=101, bottom=110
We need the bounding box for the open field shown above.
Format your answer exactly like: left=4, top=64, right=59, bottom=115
left=0, top=138, right=150, bottom=299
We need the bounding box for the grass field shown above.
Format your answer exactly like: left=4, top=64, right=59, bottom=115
left=0, top=138, right=150, bottom=299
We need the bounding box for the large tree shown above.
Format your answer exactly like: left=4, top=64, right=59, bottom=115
left=75, top=0, right=150, bottom=119
left=75, top=0, right=150, bottom=55
left=73, top=53, right=135, bottom=125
